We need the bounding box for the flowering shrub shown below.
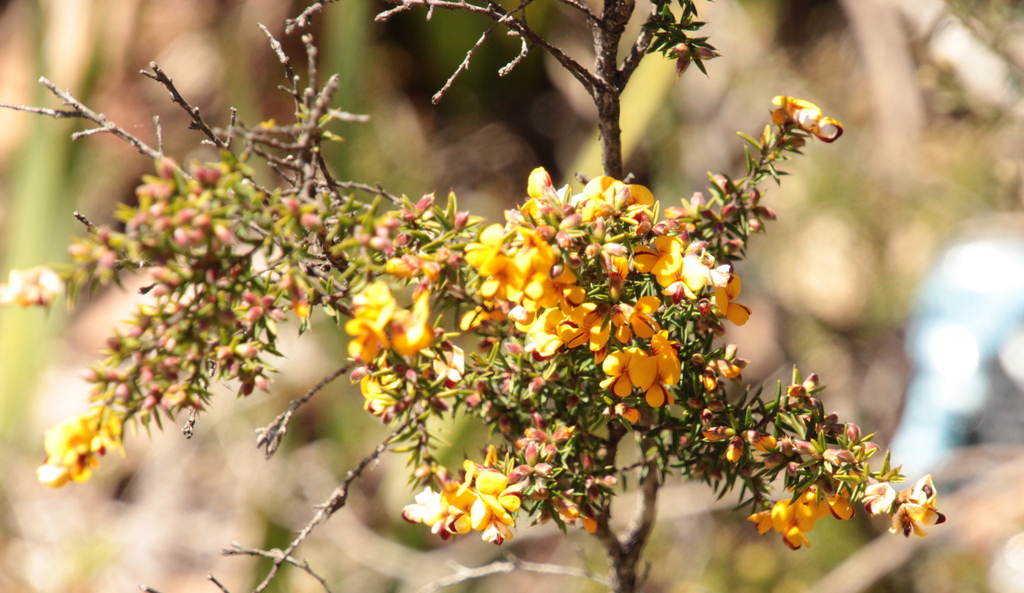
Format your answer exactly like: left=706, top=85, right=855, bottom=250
left=20, top=94, right=942, bottom=554
left=3, top=1, right=944, bottom=590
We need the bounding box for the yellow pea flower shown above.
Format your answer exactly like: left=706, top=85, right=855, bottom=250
left=345, top=282, right=397, bottom=361
left=771, top=96, right=843, bottom=142
left=391, top=288, right=433, bottom=357
left=600, top=347, right=656, bottom=398
left=714, top=274, right=751, bottom=325
left=37, top=407, right=123, bottom=488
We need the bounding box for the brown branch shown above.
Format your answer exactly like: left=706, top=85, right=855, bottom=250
left=254, top=365, right=351, bottom=459
left=418, top=552, right=609, bottom=593
left=286, top=0, right=339, bottom=34
left=142, top=62, right=229, bottom=149
left=619, top=5, right=657, bottom=84
left=223, top=543, right=333, bottom=593
left=376, top=0, right=597, bottom=95
left=206, top=575, right=232, bottom=593
left=0, top=77, right=168, bottom=162
left=245, top=420, right=412, bottom=593
left=433, top=21, right=502, bottom=104
left=327, top=180, right=402, bottom=204
left=258, top=23, right=297, bottom=90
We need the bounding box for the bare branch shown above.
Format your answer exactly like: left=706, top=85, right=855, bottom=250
left=254, top=365, right=350, bottom=459
left=433, top=21, right=501, bottom=104
left=327, top=180, right=402, bottom=204
left=3, top=77, right=167, bottom=162
left=498, top=34, right=532, bottom=77
left=377, top=0, right=597, bottom=95
left=619, top=5, right=658, bottom=84
left=286, top=0, right=339, bottom=34
left=552, top=0, right=599, bottom=22
left=182, top=409, right=197, bottom=440
left=206, top=575, right=232, bottom=593
left=141, top=62, right=228, bottom=149
left=223, top=543, right=333, bottom=593
left=72, top=211, right=96, bottom=231
left=0, top=101, right=81, bottom=119
left=418, top=552, right=609, bottom=593
left=258, top=23, right=297, bottom=87
left=246, top=420, right=412, bottom=593
left=153, top=115, right=164, bottom=154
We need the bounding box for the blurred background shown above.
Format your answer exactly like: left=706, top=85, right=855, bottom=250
left=2, top=0, right=1024, bottom=591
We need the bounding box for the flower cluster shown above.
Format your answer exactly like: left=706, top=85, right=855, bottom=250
left=0, top=266, right=63, bottom=307
left=37, top=407, right=123, bottom=488
left=345, top=282, right=433, bottom=361
left=402, top=448, right=524, bottom=544
left=747, top=487, right=854, bottom=549
left=863, top=474, right=946, bottom=537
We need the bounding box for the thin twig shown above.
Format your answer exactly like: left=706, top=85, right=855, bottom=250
left=223, top=543, right=333, bottom=593
left=376, top=0, right=596, bottom=95
left=141, top=62, right=228, bottom=149
left=207, top=575, right=232, bottom=593
left=245, top=420, right=412, bottom=593
left=182, top=409, right=197, bottom=440
left=433, top=21, right=501, bottom=104
left=153, top=115, right=164, bottom=154
left=286, top=0, right=339, bottom=33
left=140, top=587, right=164, bottom=593
left=258, top=23, right=296, bottom=85
left=498, top=35, right=532, bottom=77
left=72, top=211, right=96, bottom=231
left=619, top=4, right=658, bottom=84
left=254, top=365, right=351, bottom=459
left=327, top=180, right=402, bottom=204
left=3, top=77, right=168, bottom=162
left=418, top=551, right=609, bottom=593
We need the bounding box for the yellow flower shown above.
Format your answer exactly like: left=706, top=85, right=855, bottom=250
left=459, top=303, right=506, bottom=331
left=890, top=475, right=945, bottom=537
left=575, top=176, right=655, bottom=222
left=506, top=228, right=556, bottom=303
left=771, top=96, right=843, bottom=142
left=748, top=487, right=855, bottom=549
left=37, top=407, right=123, bottom=488
left=402, top=481, right=477, bottom=540
left=526, top=308, right=571, bottom=359
left=633, top=236, right=686, bottom=283
left=465, top=224, right=509, bottom=277
left=0, top=266, right=64, bottom=307
left=600, top=347, right=656, bottom=398
left=522, top=167, right=558, bottom=218
left=471, top=467, right=524, bottom=544
left=565, top=302, right=611, bottom=354
left=361, top=371, right=402, bottom=418
left=645, top=331, right=681, bottom=407
left=433, top=343, right=465, bottom=387
left=391, top=288, right=433, bottom=357
left=627, top=296, right=662, bottom=340
left=713, top=274, right=751, bottom=325
left=465, top=224, right=517, bottom=301
left=345, top=282, right=397, bottom=361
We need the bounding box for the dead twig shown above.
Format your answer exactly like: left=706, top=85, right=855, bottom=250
left=245, top=420, right=412, bottom=593
left=223, top=543, right=333, bottom=593
left=0, top=77, right=167, bottom=163
left=141, top=62, right=228, bottom=149
left=417, top=551, right=609, bottom=593
left=254, top=365, right=351, bottom=459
